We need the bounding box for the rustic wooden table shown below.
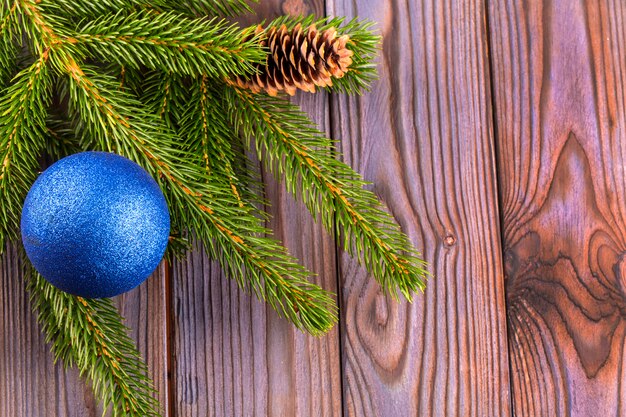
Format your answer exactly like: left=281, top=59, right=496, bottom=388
left=1, top=0, right=624, bottom=415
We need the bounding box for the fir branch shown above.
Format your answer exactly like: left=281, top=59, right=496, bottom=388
left=0, top=1, right=19, bottom=84
left=0, top=53, right=51, bottom=253
left=38, top=0, right=162, bottom=18
left=0, top=4, right=406, bottom=417
left=15, top=0, right=60, bottom=54
left=63, top=10, right=265, bottom=77
left=179, top=76, right=263, bottom=208
left=140, top=70, right=187, bottom=129
left=24, top=261, right=160, bottom=417
left=164, top=0, right=254, bottom=18
left=226, top=87, right=428, bottom=300
left=142, top=71, right=266, bottom=216
left=54, top=57, right=337, bottom=334
left=44, top=114, right=83, bottom=160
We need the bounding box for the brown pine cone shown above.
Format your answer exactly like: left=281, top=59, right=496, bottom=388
left=232, top=23, right=354, bottom=96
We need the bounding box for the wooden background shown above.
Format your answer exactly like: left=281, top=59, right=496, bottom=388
left=1, top=0, right=625, bottom=415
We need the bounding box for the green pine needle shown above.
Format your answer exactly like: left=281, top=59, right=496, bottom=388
left=0, top=1, right=19, bottom=85
left=179, top=76, right=265, bottom=209
left=164, top=0, right=255, bottom=18
left=38, top=0, right=163, bottom=18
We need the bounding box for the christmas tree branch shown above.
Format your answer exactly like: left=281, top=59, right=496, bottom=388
left=180, top=75, right=259, bottom=208
left=0, top=53, right=51, bottom=253
left=140, top=71, right=184, bottom=128
left=163, top=0, right=254, bottom=18
left=24, top=259, right=161, bottom=417
left=15, top=0, right=61, bottom=53
left=0, top=1, right=18, bottom=84
left=141, top=70, right=266, bottom=221
left=226, top=87, right=428, bottom=299
left=0, top=3, right=427, bottom=414
left=5, top=5, right=165, bottom=415
left=43, top=115, right=83, bottom=160
left=56, top=57, right=337, bottom=334
left=38, top=0, right=160, bottom=18
left=62, top=10, right=264, bottom=77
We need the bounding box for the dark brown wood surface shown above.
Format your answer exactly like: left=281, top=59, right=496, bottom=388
left=328, top=0, right=510, bottom=415
left=3, top=0, right=626, bottom=415
left=489, top=0, right=626, bottom=415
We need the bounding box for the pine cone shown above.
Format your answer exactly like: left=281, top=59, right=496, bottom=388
left=232, top=23, right=354, bottom=96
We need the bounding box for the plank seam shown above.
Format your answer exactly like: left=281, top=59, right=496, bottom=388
left=164, top=259, right=176, bottom=417
left=482, top=0, right=515, bottom=415
left=325, top=2, right=347, bottom=416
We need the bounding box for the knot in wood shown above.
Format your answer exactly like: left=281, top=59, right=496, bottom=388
left=444, top=234, right=456, bottom=247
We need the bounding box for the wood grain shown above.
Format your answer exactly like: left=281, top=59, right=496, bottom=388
left=0, top=245, right=169, bottom=416
left=327, top=0, right=511, bottom=415
left=171, top=2, right=342, bottom=416
left=489, top=0, right=626, bottom=415
left=116, top=263, right=170, bottom=416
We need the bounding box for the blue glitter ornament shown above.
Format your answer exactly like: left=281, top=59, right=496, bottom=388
left=21, top=151, right=170, bottom=298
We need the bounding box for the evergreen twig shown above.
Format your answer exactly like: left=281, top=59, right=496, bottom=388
left=164, top=0, right=254, bottom=18
left=38, top=0, right=161, bottom=18
left=0, top=1, right=19, bottom=84
left=180, top=76, right=263, bottom=208
left=225, top=87, right=428, bottom=299
left=24, top=257, right=160, bottom=417
left=0, top=53, right=51, bottom=253
left=63, top=10, right=265, bottom=77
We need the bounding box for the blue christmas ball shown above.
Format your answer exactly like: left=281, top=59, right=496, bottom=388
left=21, top=151, right=170, bottom=298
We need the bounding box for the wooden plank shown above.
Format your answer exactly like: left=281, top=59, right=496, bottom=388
left=117, top=263, right=170, bottom=416
left=327, top=0, right=511, bottom=415
left=488, top=0, right=626, bottom=415
left=171, top=2, right=342, bottom=416
left=0, top=245, right=169, bottom=417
